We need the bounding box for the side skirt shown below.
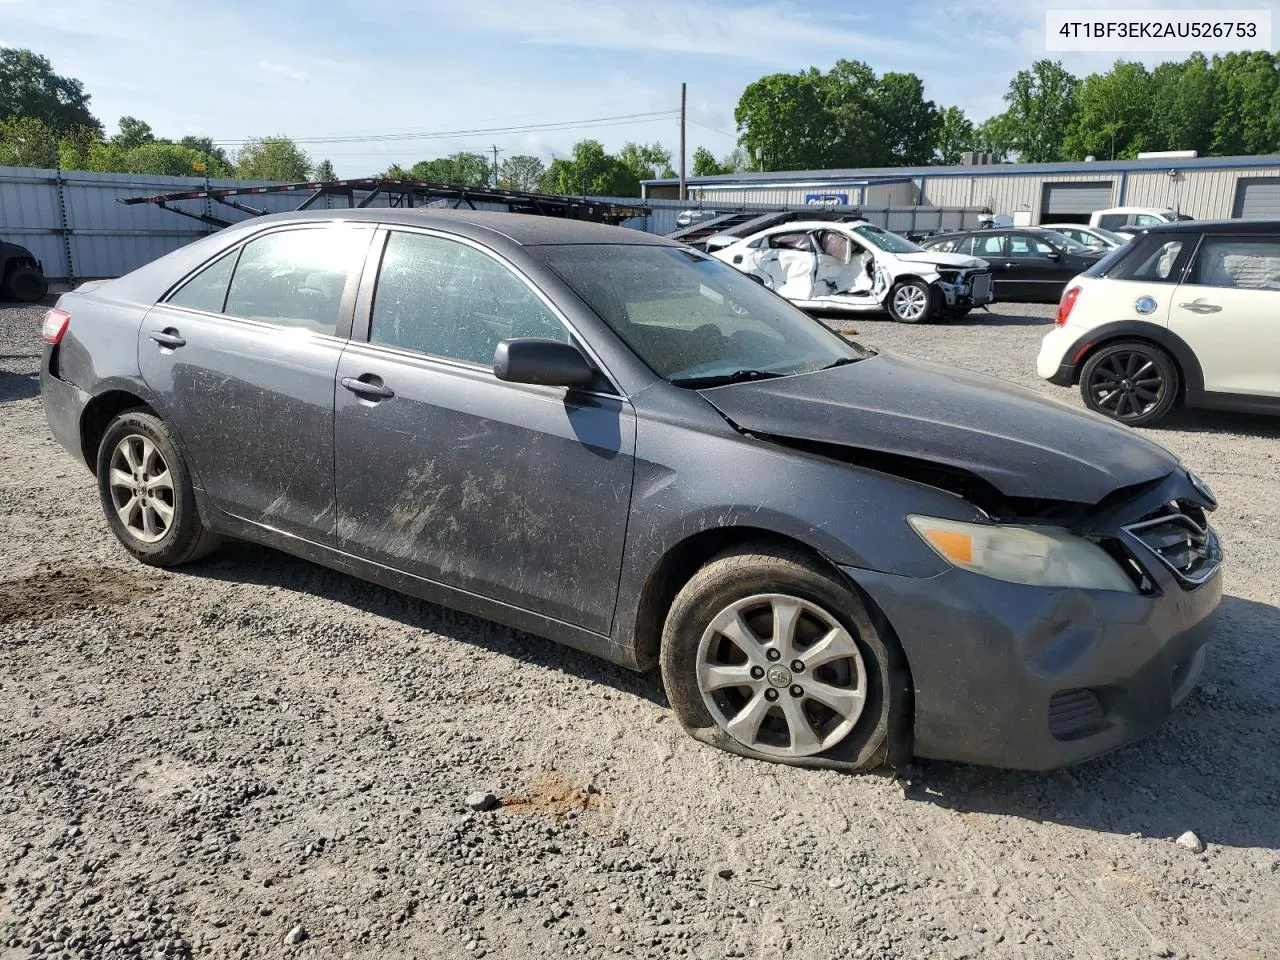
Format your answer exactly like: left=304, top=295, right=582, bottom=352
left=197, top=499, right=639, bottom=670
left=1184, top=389, right=1280, bottom=417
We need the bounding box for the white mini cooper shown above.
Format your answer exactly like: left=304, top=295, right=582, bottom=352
left=1038, top=220, right=1280, bottom=426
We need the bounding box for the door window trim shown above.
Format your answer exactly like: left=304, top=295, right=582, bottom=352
left=158, top=222, right=376, bottom=341
left=352, top=226, right=626, bottom=399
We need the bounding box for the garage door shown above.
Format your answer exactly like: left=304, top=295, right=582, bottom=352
left=1041, top=182, right=1114, bottom=223
left=1234, top=178, right=1280, bottom=218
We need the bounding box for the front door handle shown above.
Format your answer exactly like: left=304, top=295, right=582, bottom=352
left=1003, top=262, right=1018, bottom=269
left=1179, top=301, right=1222, bottom=314
left=149, top=329, right=186, bottom=349
left=341, top=375, right=395, bottom=400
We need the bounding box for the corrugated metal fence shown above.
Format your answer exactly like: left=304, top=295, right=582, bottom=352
left=1, top=166, right=988, bottom=282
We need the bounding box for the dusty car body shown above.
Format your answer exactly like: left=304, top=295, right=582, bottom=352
left=707, top=220, right=994, bottom=322
left=41, top=210, right=1220, bottom=772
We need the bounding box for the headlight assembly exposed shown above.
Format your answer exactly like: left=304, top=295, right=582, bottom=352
left=907, top=516, right=1136, bottom=593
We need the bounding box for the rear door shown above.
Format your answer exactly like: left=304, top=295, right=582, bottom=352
left=1169, top=234, right=1280, bottom=396
left=332, top=228, right=636, bottom=634
left=139, top=223, right=374, bottom=539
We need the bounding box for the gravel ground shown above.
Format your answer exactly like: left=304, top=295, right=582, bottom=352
left=2, top=298, right=1278, bottom=960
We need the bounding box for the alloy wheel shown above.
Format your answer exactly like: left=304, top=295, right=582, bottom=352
left=695, top=593, right=867, bottom=759
left=107, top=434, right=175, bottom=543
left=1087, top=350, right=1165, bottom=421
left=891, top=283, right=928, bottom=321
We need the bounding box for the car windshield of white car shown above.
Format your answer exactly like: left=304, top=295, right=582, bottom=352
left=539, top=244, right=869, bottom=385
left=850, top=224, right=922, bottom=254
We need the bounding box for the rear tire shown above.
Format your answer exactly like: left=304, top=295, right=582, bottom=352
left=3, top=266, right=48, bottom=303
left=887, top=280, right=934, bottom=323
left=96, top=410, right=221, bottom=566
left=659, top=544, right=907, bottom=772
left=1080, top=340, right=1179, bottom=427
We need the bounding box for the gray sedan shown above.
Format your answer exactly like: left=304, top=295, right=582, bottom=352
left=40, top=210, right=1222, bottom=771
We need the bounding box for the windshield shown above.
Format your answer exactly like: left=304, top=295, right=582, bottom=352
left=851, top=224, right=922, bottom=254
left=1092, top=227, right=1125, bottom=244
left=538, top=244, right=868, bottom=385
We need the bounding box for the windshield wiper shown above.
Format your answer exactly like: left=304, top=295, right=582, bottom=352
left=820, top=356, right=862, bottom=370
left=670, top=368, right=786, bottom=388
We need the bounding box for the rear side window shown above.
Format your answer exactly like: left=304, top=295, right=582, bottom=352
left=768, top=233, right=811, bottom=251
left=1097, top=214, right=1127, bottom=230
left=1188, top=237, right=1280, bottom=290
left=221, top=227, right=368, bottom=335
left=974, top=234, right=1006, bottom=257
left=1106, top=238, right=1186, bottom=283
left=370, top=231, right=569, bottom=365
left=168, top=250, right=237, bottom=313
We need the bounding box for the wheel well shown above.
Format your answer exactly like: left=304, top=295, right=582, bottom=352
left=1071, top=335, right=1186, bottom=396
left=80, top=391, right=155, bottom=473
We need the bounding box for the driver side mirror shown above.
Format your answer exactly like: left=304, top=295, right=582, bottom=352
left=494, top=338, right=597, bottom=390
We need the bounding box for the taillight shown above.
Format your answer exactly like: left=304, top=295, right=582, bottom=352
left=1056, top=286, right=1081, bottom=327
left=42, top=308, right=71, bottom=344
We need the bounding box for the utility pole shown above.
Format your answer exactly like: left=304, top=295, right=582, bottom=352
left=492, top=144, right=503, bottom=188
left=679, top=82, right=687, bottom=201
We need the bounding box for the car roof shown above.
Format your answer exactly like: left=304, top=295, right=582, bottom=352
left=1143, top=218, right=1280, bottom=235
left=747, top=220, right=869, bottom=236
left=235, top=208, right=677, bottom=247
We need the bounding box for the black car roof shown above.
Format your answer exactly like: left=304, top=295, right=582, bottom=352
left=239, top=208, right=675, bottom=247
left=1143, top=218, right=1280, bottom=234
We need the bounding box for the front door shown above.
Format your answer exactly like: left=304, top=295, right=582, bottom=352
left=1169, top=234, right=1280, bottom=396
left=139, top=224, right=374, bottom=538
left=1006, top=232, right=1067, bottom=301
left=333, top=229, right=636, bottom=635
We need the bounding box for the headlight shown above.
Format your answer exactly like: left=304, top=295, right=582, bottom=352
left=907, top=516, right=1136, bottom=593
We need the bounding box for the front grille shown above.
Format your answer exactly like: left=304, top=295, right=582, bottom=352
left=1048, top=689, right=1106, bottom=740
left=1123, top=500, right=1221, bottom=587
left=970, top=273, right=992, bottom=301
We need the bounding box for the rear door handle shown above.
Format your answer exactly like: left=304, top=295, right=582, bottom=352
left=149, top=329, right=186, bottom=349
left=1179, top=301, right=1222, bottom=314
left=341, top=376, right=395, bottom=400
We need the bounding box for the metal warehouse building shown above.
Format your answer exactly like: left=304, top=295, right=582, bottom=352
left=643, top=154, right=1280, bottom=222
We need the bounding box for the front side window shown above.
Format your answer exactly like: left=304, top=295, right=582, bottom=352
left=538, top=244, right=866, bottom=386
left=1009, top=235, right=1056, bottom=258
left=1135, top=214, right=1162, bottom=227
left=1188, top=237, right=1280, bottom=290
left=926, top=237, right=958, bottom=253
left=370, top=232, right=569, bottom=365
left=817, top=231, right=854, bottom=262
left=1098, top=214, right=1126, bottom=230
left=222, top=227, right=368, bottom=335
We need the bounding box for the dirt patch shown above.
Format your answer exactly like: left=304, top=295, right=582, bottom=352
left=0, top=565, right=158, bottom=624
left=500, top=770, right=602, bottom=819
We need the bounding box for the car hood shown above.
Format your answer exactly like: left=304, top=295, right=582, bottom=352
left=895, top=251, right=988, bottom=270
left=698, top=352, right=1178, bottom=504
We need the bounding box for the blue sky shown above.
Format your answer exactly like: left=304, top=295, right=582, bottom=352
left=3, top=0, right=1278, bottom=176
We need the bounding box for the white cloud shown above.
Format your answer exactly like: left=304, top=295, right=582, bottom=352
left=397, top=0, right=940, bottom=62
left=258, top=61, right=309, bottom=83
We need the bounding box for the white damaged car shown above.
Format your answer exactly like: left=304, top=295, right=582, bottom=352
left=707, top=220, right=994, bottom=323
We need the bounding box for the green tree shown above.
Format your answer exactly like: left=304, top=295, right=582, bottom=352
left=0, top=47, right=101, bottom=135
left=410, top=151, right=490, bottom=186
left=113, top=115, right=154, bottom=150
left=974, top=112, right=1017, bottom=156
left=539, top=140, right=639, bottom=196
left=823, top=59, right=886, bottom=167
left=499, top=154, right=546, bottom=192
left=691, top=146, right=730, bottom=176
left=235, top=136, right=312, bottom=181
left=56, top=124, right=98, bottom=170
left=720, top=146, right=752, bottom=172
left=934, top=106, right=974, bottom=164
left=178, top=136, right=232, bottom=171
left=120, top=142, right=214, bottom=176
left=1210, top=51, right=1280, bottom=155
left=312, top=158, right=336, bottom=181
left=870, top=72, right=938, bottom=165
left=735, top=68, right=836, bottom=171
left=1149, top=54, right=1216, bottom=155
left=617, top=142, right=674, bottom=181
left=384, top=163, right=412, bottom=179
left=1063, top=61, right=1153, bottom=159
left=0, top=115, right=59, bottom=167
left=1001, top=59, right=1078, bottom=162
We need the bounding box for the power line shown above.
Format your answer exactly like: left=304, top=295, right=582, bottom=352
left=687, top=118, right=737, bottom=140
left=210, top=110, right=682, bottom=147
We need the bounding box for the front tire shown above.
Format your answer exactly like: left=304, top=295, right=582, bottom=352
left=96, top=410, right=221, bottom=566
left=887, top=280, right=934, bottom=323
left=659, top=545, right=906, bottom=771
left=3, top=266, right=48, bottom=303
left=1080, top=341, right=1179, bottom=426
